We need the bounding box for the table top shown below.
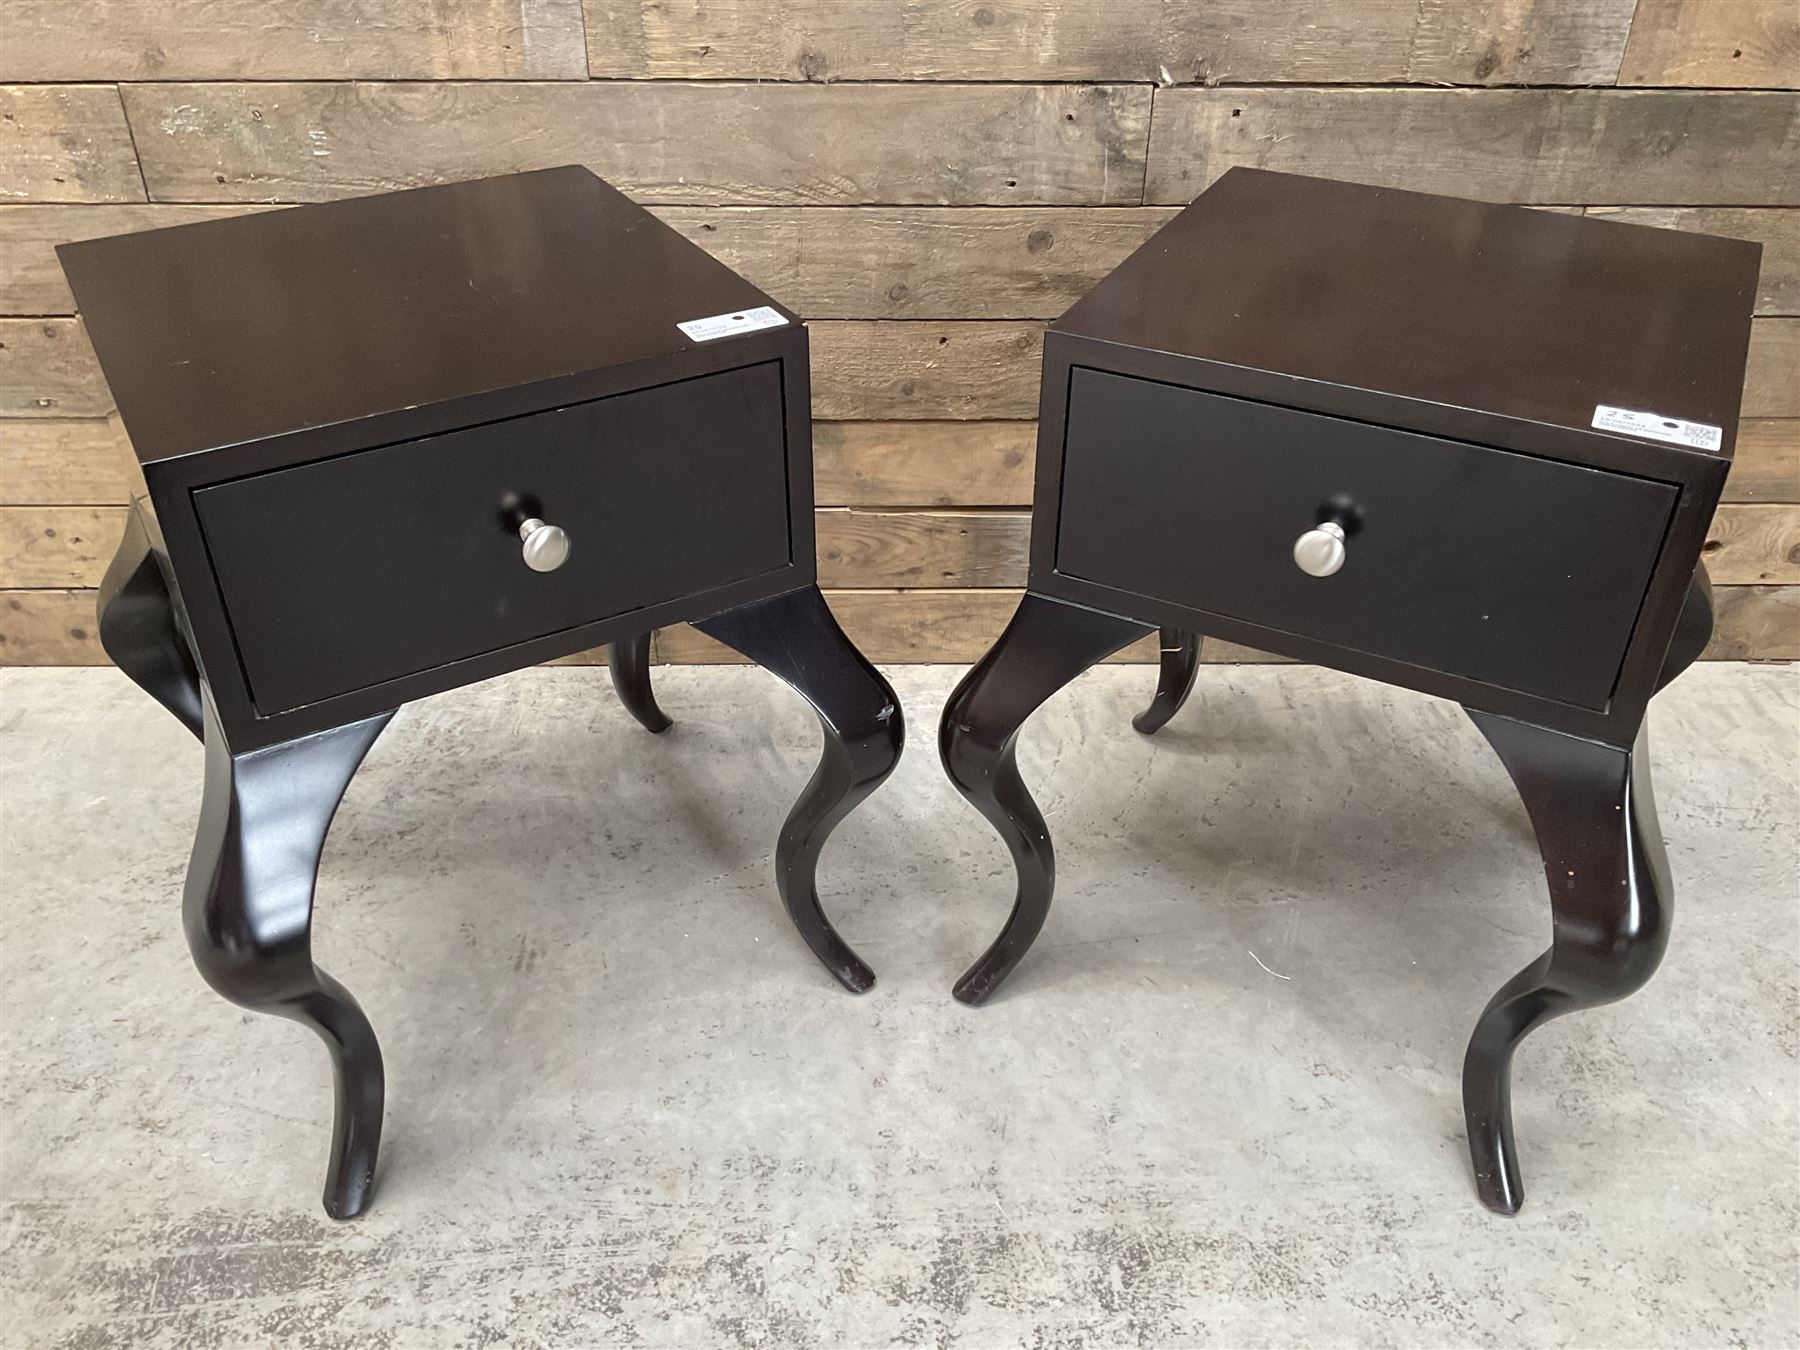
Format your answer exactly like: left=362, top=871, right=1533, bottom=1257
left=59, top=167, right=790, bottom=466
left=1056, top=169, right=1762, bottom=460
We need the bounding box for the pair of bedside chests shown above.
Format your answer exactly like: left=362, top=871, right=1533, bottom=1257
left=63, top=167, right=1760, bottom=1220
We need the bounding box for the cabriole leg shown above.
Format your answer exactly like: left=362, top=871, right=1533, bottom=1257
left=941, top=593, right=1154, bottom=1005
left=1133, top=628, right=1200, bottom=735
left=693, top=585, right=904, bottom=993
left=608, top=631, right=671, bottom=734
left=1461, top=711, right=1672, bottom=1214
left=97, top=505, right=202, bottom=739
left=185, top=695, right=395, bottom=1219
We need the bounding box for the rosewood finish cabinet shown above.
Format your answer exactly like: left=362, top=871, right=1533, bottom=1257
left=65, top=167, right=904, bottom=1218
left=940, top=169, right=1760, bottom=1213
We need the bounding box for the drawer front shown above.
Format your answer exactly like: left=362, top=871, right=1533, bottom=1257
left=196, top=361, right=792, bottom=714
left=1055, top=368, right=1679, bottom=710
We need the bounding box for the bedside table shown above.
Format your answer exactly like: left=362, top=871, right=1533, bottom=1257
left=64, top=167, right=904, bottom=1218
left=940, top=169, right=1759, bottom=1213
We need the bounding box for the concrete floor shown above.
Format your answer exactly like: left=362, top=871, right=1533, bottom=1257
left=1, top=662, right=1795, bottom=1348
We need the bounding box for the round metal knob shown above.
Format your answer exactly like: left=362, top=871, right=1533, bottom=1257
left=1293, top=521, right=1346, bottom=578
left=518, top=517, right=570, bottom=572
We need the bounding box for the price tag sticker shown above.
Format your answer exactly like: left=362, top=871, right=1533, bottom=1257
left=1591, top=404, right=1722, bottom=451
left=677, top=306, right=789, bottom=343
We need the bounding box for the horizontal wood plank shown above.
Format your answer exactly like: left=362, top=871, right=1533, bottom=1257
left=0, top=505, right=124, bottom=586
left=0, top=418, right=137, bottom=504
left=0, top=86, right=144, bottom=205
left=1704, top=585, right=1800, bottom=659
left=583, top=0, right=1636, bottom=85
left=0, top=589, right=102, bottom=662
left=1585, top=207, right=1797, bottom=314
left=122, top=82, right=1153, bottom=206
left=1144, top=89, right=1800, bottom=206
left=1619, top=0, right=1800, bottom=89
left=0, top=1, right=589, bottom=82
left=1702, top=504, right=1800, bottom=583
left=811, top=322, right=1042, bottom=420
left=0, top=319, right=109, bottom=417
left=812, top=422, right=1035, bottom=506
left=653, top=206, right=1177, bottom=320
left=1726, top=421, right=1800, bottom=501
left=0, top=205, right=279, bottom=313
left=1744, top=319, right=1799, bottom=419
left=815, top=508, right=1030, bottom=588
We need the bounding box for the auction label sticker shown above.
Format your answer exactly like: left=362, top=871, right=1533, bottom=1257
left=1591, top=404, right=1722, bottom=451
left=677, top=306, right=789, bottom=342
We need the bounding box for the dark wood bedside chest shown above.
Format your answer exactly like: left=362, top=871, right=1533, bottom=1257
left=939, top=169, right=1760, bottom=1213
left=63, top=167, right=904, bottom=1218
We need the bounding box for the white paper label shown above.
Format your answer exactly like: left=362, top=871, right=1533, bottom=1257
left=677, top=305, right=789, bottom=342
left=1591, top=404, right=1722, bottom=452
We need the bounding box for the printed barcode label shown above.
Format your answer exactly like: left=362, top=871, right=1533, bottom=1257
left=1592, top=404, right=1722, bottom=451
left=677, top=306, right=789, bottom=342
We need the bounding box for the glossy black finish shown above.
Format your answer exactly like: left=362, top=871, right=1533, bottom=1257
left=194, top=361, right=791, bottom=716
left=186, top=697, right=394, bottom=1220
left=608, top=633, right=671, bottom=734
left=1460, top=566, right=1711, bottom=1214
left=69, top=172, right=896, bottom=1217
left=1133, top=628, right=1199, bottom=735
left=1031, top=168, right=1758, bottom=746
left=61, top=168, right=815, bottom=752
left=1058, top=369, right=1678, bottom=712
left=694, top=586, right=904, bottom=993
left=940, top=593, right=1154, bottom=1004
left=96, top=505, right=202, bottom=740
left=942, top=171, right=1758, bottom=1211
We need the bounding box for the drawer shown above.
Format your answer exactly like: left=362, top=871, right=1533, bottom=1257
left=1054, top=368, right=1679, bottom=710
left=196, top=361, right=792, bottom=714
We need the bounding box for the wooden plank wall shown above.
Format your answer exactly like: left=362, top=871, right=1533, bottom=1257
left=1, top=0, right=1795, bottom=668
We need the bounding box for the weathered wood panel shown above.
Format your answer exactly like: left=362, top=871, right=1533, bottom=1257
left=0, top=319, right=109, bottom=417
left=584, top=0, right=1637, bottom=86
left=0, top=0, right=589, bottom=82
left=0, top=205, right=278, bottom=313
left=1744, top=319, right=1799, bottom=419
left=0, top=589, right=102, bottom=662
left=1619, top=0, right=1800, bottom=89
left=1704, top=585, right=1800, bottom=658
left=1726, top=421, right=1800, bottom=502
left=0, top=86, right=144, bottom=204
left=815, top=509, right=1030, bottom=588
left=1702, top=504, right=1800, bottom=583
left=812, top=422, right=1035, bottom=507
left=1585, top=207, right=1798, bottom=315
left=654, top=206, right=1177, bottom=320
left=1144, top=89, right=1800, bottom=206
left=0, top=419, right=137, bottom=504
left=123, top=82, right=1153, bottom=206
left=810, top=322, right=1042, bottom=420
left=0, top=505, right=124, bottom=587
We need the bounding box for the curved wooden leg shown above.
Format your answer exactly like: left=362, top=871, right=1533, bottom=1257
left=941, top=593, right=1155, bottom=1005
left=97, top=505, right=202, bottom=740
left=185, top=693, right=395, bottom=1219
left=608, top=631, right=671, bottom=734
left=1656, top=563, right=1713, bottom=693
left=693, top=585, right=903, bottom=993
left=1461, top=710, right=1672, bottom=1214
left=1133, top=628, right=1200, bottom=735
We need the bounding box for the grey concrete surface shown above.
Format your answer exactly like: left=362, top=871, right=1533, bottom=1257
left=1, top=662, right=1795, bottom=1348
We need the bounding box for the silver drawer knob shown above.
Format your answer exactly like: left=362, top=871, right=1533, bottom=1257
left=518, top=517, right=570, bottom=572
left=1293, top=521, right=1346, bottom=577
